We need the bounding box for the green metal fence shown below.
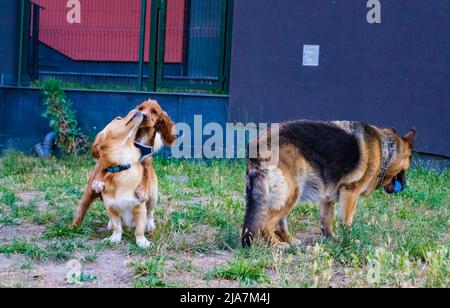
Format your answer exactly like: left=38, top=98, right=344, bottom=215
left=18, top=0, right=233, bottom=93
left=151, top=0, right=233, bottom=92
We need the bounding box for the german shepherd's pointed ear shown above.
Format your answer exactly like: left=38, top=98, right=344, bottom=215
left=391, top=128, right=398, bottom=135
left=156, top=111, right=177, bottom=147
left=403, top=127, right=417, bottom=146
left=91, top=132, right=105, bottom=159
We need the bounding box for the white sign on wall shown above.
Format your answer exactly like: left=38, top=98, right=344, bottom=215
left=302, top=45, right=320, bottom=67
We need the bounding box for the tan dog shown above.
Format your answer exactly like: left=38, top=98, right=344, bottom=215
left=91, top=109, right=155, bottom=248
left=72, top=99, right=176, bottom=232
left=242, top=121, right=416, bottom=248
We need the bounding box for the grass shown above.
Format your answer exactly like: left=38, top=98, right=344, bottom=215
left=132, top=257, right=171, bottom=288
left=0, top=150, right=448, bottom=288
left=206, top=256, right=271, bottom=286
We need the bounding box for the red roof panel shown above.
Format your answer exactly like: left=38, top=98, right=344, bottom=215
left=34, top=0, right=184, bottom=63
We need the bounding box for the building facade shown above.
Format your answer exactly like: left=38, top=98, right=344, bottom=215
left=0, top=0, right=449, bottom=157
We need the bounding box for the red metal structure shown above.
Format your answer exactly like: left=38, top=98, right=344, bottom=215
left=33, top=0, right=184, bottom=63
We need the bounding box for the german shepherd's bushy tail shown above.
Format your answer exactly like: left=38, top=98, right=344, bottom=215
left=242, top=158, right=269, bottom=248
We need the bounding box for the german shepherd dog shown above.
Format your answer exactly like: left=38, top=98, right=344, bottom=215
left=242, top=121, right=416, bottom=248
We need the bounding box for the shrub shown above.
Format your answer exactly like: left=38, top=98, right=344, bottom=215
left=39, top=78, right=89, bottom=155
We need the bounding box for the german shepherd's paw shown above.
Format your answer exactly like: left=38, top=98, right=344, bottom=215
left=136, top=237, right=151, bottom=249
left=92, top=181, right=105, bottom=194
left=146, top=219, right=156, bottom=233
left=135, top=185, right=148, bottom=203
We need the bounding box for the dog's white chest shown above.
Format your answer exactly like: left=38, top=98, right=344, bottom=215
left=103, top=194, right=140, bottom=228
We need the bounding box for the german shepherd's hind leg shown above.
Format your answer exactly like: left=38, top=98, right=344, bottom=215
left=338, top=188, right=360, bottom=226
left=134, top=205, right=151, bottom=249
left=105, top=209, right=123, bottom=244
left=320, top=200, right=335, bottom=238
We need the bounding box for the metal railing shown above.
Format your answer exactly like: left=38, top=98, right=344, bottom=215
left=18, top=0, right=233, bottom=93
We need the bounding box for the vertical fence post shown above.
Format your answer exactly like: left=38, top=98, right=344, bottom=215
left=18, top=0, right=26, bottom=86
left=29, top=3, right=41, bottom=81
left=223, top=0, right=234, bottom=93
left=137, top=0, right=148, bottom=91
left=148, top=0, right=161, bottom=92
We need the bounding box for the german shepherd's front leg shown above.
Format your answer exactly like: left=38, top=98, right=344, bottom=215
left=338, top=188, right=360, bottom=226
left=262, top=213, right=291, bottom=249
left=276, top=216, right=301, bottom=245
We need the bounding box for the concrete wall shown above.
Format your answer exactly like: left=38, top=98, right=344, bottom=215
left=0, top=87, right=228, bottom=156
left=229, top=0, right=450, bottom=157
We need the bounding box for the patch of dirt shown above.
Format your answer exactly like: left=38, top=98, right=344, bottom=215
left=164, top=250, right=238, bottom=288
left=18, top=191, right=48, bottom=211
left=81, top=249, right=135, bottom=288
left=295, top=226, right=323, bottom=246
left=0, top=254, right=43, bottom=287
left=0, top=223, right=46, bottom=242
left=0, top=248, right=136, bottom=288
left=173, top=225, right=219, bottom=249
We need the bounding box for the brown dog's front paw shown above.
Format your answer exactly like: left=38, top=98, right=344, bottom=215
left=92, top=181, right=105, bottom=194
left=135, top=186, right=148, bottom=203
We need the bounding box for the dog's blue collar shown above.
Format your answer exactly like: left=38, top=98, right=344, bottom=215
left=105, top=164, right=132, bottom=174
left=104, top=142, right=154, bottom=174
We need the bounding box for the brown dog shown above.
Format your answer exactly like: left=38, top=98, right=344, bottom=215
left=72, top=99, right=176, bottom=230
left=242, top=121, right=416, bottom=248
left=90, top=109, right=151, bottom=247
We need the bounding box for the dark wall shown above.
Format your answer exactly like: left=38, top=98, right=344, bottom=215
left=0, top=87, right=228, bottom=155
left=229, top=0, right=450, bottom=157
left=0, top=0, right=21, bottom=86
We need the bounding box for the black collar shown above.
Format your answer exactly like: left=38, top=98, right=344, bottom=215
left=377, top=134, right=397, bottom=188
left=104, top=142, right=154, bottom=174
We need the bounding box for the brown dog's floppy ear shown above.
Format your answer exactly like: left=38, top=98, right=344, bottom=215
left=91, top=132, right=105, bottom=159
left=156, top=111, right=177, bottom=147
left=403, top=127, right=416, bottom=146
